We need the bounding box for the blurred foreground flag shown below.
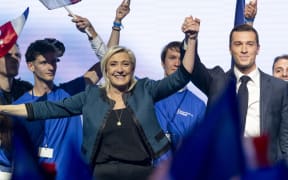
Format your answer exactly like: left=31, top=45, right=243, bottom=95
left=0, top=7, right=29, bottom=58
left=39, top=0, right=81, bottom=10
left=170, top=80, right=246, bottom=179
left=242, top=161, right=288, bottom=180
left=11, top=123, right=45, bottom=180
left=61, top=140, right=93, bottom=180
left=243, top=135, right=270, bottom=169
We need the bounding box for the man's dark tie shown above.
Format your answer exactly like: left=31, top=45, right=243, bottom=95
left=237, top=75, right=250, bottom=134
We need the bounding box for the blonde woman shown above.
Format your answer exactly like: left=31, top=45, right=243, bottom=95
left=0, top=20, right=199, bottom=179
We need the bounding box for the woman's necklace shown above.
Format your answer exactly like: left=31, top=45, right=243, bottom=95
left=115, top=109, right=124, bottom=126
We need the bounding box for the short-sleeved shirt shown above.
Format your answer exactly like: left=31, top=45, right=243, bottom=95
left=0, top=79, right=32, bottom=172
left=12, top=77, right=85, bottom=180
left=155, top=87, right=206, bottom=149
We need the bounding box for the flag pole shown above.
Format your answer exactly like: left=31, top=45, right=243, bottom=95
left=63, top=6, right=92, bottom=38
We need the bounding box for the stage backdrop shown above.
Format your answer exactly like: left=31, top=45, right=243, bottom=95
left=1, top=0, right=287, bottom=85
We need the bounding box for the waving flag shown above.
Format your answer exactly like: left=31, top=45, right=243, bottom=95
left=0, top=7, right=29, bottom=58
left=234, top=0, right=246, bottom=26
left=231, top=0, right=245, bottom=67
left=169, top=80, right=246, bottom=180
left=39, top=0, right=81, bottom=10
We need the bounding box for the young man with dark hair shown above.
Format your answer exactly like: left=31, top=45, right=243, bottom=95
left=155, top=41, right=206, bottom=150
left=272, top=55, right=288, bottom=81
left=12, top=37, right=104, bottom=179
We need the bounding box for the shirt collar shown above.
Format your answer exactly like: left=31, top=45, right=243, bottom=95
left=234, top=66, right=260, bottom=84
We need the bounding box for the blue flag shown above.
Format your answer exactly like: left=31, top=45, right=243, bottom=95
left=60, top=140, right=93, bottom=180
left=231, top=0, right=245, bottom=67
left=234, top=0, right=246, bottom=26
left=11, top=123, right=46, bottom=180
left=242, top=161, right=288, bottom=180
left=11, top=121, right=93, bottom=180
left=169, top=80, right=246, bottom=180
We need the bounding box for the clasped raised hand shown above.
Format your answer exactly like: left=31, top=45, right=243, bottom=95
left=182, top=16, right=200, bottom=40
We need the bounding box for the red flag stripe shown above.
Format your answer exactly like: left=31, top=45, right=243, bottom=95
left=0, top=7, right=29, bottom=58
left=0, top=22, right=18, bottom=57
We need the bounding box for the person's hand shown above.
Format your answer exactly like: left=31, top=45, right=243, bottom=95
left=115, top=0, right=130, bottom=23
left=70, top=15, right=92, bottom=33
left=244, top=0, right=257, bottom=20
left=181, top=16, right=200, bottom=40
left=70, top=14, right=97, bottom=39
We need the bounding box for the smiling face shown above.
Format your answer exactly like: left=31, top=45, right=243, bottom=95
left=106, top=51, right=134, bottom=91
left=230, top=31, right=259, bottom=74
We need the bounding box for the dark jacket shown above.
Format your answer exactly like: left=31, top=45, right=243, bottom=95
left=26, top=64, right=191, bottom=165
left=186, top=48, right=288, bottom=164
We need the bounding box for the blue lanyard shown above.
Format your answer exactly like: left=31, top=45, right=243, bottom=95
left=31, top=89, right=50, bottom=147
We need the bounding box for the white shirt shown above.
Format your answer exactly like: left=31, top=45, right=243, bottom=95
left=234, top=67, right=260, bottom=137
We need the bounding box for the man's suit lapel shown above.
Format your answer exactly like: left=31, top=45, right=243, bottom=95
left=229, top=69, right=271, bottom=134
left=259, top=71, right=272, bottom=133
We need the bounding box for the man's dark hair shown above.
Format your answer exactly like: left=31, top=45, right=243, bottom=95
left=160, top=41, right=181, bottom=63
left=44, top=38, right=65, bottom=57
left=229, top=24, right=260, bottom=48
left=25, top=40, right=57, bottom=62
left=272, top=54, right=288, bottom=71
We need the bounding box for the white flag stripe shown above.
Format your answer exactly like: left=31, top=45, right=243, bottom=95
left=39, top=0, right=81, bottom=10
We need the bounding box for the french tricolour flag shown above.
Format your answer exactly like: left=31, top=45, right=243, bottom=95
left=0, top=7, right=29, bottom=58
left=39, top=0, right=81, bottom=10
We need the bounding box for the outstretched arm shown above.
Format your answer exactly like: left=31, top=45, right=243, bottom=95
left=107, top=0, right=131, bottom=47
left=0, top=104, right=28, bottom=118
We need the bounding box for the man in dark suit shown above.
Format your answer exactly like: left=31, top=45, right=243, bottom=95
left=181, top=16, right=288, bottom=165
